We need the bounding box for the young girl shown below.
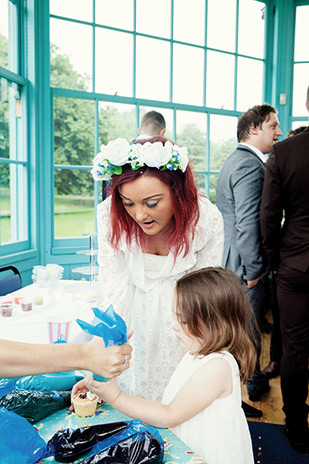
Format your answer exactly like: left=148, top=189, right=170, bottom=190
left=73, top=267, right=256, bottom=464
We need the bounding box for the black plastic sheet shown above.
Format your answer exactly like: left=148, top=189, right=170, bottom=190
left=0, top=390, right=71, bottom=424
left=47, top=419, right=164, bottom=464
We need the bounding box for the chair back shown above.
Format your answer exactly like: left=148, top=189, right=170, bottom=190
left=0, top=266, right=22, bottom=296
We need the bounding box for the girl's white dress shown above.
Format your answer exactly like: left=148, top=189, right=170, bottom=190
left=97, top=195, right=223, bottom=401
left=161, top=351, right=254, bottom=464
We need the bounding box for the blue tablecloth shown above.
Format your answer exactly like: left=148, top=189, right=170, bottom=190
left=35, top=402, right=205, bottom=463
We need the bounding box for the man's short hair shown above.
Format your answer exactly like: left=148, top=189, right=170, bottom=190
left=237, top=104, right=277, bottom=142
left=140, top=111, right=166, bottom=136
left=287, top=125, right=308, bottom=137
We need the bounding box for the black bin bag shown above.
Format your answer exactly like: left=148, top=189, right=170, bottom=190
left=47, top=419, right=164, bottom=464
left=0, top=389, right=71, bottom=424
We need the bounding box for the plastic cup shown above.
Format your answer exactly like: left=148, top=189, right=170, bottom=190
left=20, top=298, right=33, bottom=311
left=72, top=392, right=98, bottom=417
left=0, top=302, right=13, bottom=317
left=47, top=316, right=72, bottom=343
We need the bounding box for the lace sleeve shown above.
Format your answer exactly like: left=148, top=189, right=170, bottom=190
left=194, top=198, right=224, bottom=270
left=96, top=199, right=130, bottom=318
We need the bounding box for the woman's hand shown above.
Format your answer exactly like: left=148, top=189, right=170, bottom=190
left=85, top=373, right=121, bottom=405
left=80, top=337, right=132, bottom=379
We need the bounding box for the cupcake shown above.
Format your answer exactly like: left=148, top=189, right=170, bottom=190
left=72, top=391, right=98, bottom=417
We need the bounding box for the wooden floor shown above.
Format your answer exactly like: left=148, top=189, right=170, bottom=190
left=241, top=310, right=309, bottom=425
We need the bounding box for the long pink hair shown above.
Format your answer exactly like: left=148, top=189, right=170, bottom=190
left=107, top=136, right=200, bottom=258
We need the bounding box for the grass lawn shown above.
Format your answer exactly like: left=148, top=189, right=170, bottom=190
left=0, top=194, right=96, bottom=242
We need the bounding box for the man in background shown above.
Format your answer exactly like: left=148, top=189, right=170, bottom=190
left=216, top=104, right=282, bottom=416
left=260, top=88, right=309, bottom=454
left=135, top=110, right=166, bottom=141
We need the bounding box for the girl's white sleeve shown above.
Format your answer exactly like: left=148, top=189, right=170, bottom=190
left=194, top=198, right=224, bottom=270
left=96, top=199, right=130, bottom=318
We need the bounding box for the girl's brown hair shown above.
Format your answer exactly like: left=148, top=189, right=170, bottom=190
left=174, top=267, right=258, bottom=382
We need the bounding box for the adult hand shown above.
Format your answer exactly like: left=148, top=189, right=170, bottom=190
left=246, top=277, right=260, bottom=289
left=81, top=337, right=132, bottom=379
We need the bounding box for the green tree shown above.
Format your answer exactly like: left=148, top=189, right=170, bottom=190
left=0, top=34, right=10, bottom=189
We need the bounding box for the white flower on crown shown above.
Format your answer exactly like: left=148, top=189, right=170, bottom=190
left=143, top=141, right=173, bottom=168
left=103, top=138, right=131, bottom=166
left=178, top=146, right=189, bottom=172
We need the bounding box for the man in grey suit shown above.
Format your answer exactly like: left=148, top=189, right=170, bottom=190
left=216, top=104, right=282, bottom=409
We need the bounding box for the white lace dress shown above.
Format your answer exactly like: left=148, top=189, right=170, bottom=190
left=161, top=351, right=254, bottom=464
left=97, top=195, right=223, bottom=401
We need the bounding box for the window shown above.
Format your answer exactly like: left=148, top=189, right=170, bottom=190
left=0, top=0, right=29, bottom=252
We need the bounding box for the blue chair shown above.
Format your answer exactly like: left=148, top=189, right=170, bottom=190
left=0, top=265, right=22, bottom=296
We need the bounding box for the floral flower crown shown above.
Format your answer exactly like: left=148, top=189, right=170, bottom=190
left=91, top=137, right=189, bottom=183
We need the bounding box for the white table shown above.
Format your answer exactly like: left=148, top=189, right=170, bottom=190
left=0, top=280, right=96, bottom=344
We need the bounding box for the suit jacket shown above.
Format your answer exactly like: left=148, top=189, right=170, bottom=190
left=216, top=144, right=268, bottom=281
left=260, top=128, right=309, bottom=273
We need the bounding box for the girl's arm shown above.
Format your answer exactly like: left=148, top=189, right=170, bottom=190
left=0, top=337, right=132, bottom=379
left=86, top=357, right=232, bottom=428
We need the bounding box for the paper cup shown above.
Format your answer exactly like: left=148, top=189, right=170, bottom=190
left=47, top=316, right=72, bottom=343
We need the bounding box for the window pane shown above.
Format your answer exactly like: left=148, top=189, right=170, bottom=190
left=0, top=164, right=10, bottom=244
left=139, top=106, right=174, bottom=141
left=0, top=0, right=9, bottom=69
left=0, top=79, right=23, bottom=161
left=50, top=19, right=92, bottom=91
left=0, top=78, right=9, bottom=159
left=50, top=0, right=93, bottom=23
left=173, top=44, right=204, bottom=105
left=237, top=57, right=263, bottom=111
left=294, top=5, right=309, bottom=62
left=292, top=63, right=309, bottom=117
left=95, top=29, right=133, bottom=96
left=176, top=111, right=207, bottom=171
left=209, top=173, right=218, bottom=204
left=195, top=172, right=208, bottom=196
left=291, top=121, right=308, bottom=132
left=207, top=0, right=236, bottom=52
left=174, top=0, right=205, bottom=45
left=206, top=51, right=234, bottom=109
left=0, top=163, right=28, bottom=244
left=136, top=0, right=170, bottom=38
left=136, top=37, right=170, bottom=101
left=96, top=0, right=133, bottom=30
left=54, top=97, right=95, bottom=166
left=209, top=114, right=237, bottom=172
left=98, top=102, right=136, bottom=144
left=238, top=0, right=265, bottom=58
left=54, top=169, right=95, bottom=238
left=0, top=0, right=17, bottom=71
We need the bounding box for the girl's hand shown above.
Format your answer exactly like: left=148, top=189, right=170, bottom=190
left=85, top=373, right=120, bottom=405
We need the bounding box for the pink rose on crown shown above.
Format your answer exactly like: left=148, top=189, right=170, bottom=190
left=142, top=141, right=172, bottom=168
left=103, top=138, right=130, bottom=166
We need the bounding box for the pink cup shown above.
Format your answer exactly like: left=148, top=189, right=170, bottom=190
left=47, top=316, right=72, bottom=343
